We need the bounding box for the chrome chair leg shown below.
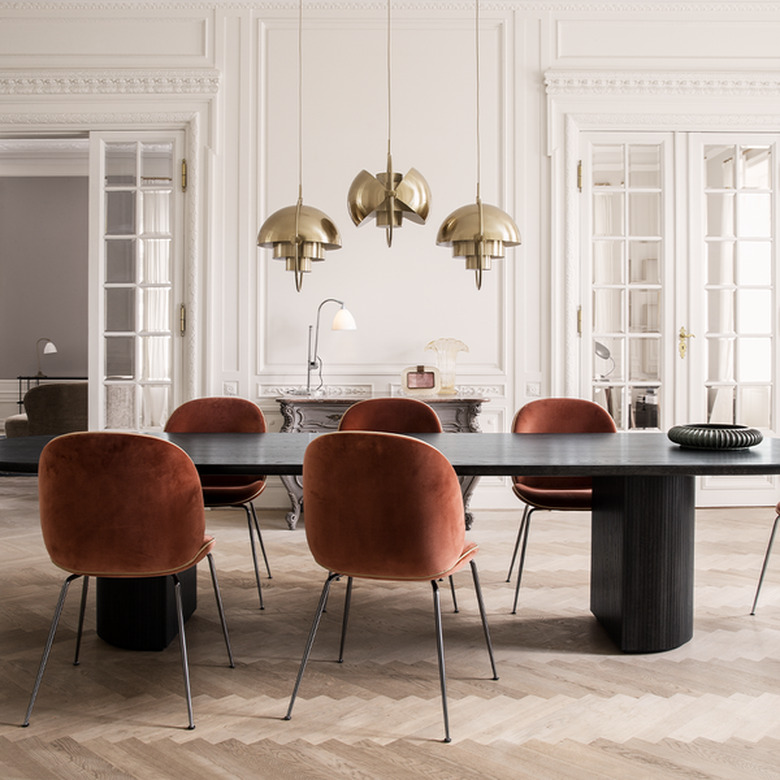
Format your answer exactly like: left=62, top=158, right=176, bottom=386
left=249, top=502, right=272, bottom=578
left=448, top=575, right=459, bottom=613
left=431, top=579, right=451, bottom=743
left=470, top=560, right=498, bottom=680
left=338, top=576, right=353, bottom=663
left=173, top=574, right=195, bottom=730
left=73, top=576, right=90, bottom=666
left=751, top=513, right=780, bottom=615
left=22, top=573, right=80, bottom=727
left=511, top=509, right=535, bottom=614
left=506, top=504, right=531, bottom=582
left=243, top=504, right=265, bottom=610
left=207, top=553, right=235, bottom=668
left=285, top=572, right=339, bottom=720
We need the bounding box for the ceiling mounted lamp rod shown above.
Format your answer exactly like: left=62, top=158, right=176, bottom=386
left=347, top=0, right=431, bottom=247
left=257, top=0, right=341, bottom=291
left=436, top=0, right=520, bottom=289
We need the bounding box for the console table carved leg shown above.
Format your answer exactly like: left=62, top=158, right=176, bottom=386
left=279, top=474, right=304, bottom=530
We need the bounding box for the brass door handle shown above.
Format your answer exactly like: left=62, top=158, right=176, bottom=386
left=679, top=326, right=695, bottom=359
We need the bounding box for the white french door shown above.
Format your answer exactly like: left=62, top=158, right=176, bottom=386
left=88, top=131, right=186, bottom=431
left=579, top=131, right=780, bottom=506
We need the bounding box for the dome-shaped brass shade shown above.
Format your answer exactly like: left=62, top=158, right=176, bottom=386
left=348, top=163, right=431, bottom=246
left=436, top=200, right=521, bottom=288
left=257, top=200, right=341, bottom=291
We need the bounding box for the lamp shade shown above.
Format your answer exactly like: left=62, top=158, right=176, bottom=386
left=257, top=203, right=341, bottom=273
left=258, top=201, right=341, bottom=291
left=331, top=306, right=357, bottom=331
left=347, top=167, right=431, bottom=230
left=436, top=201, right=521, bottom=275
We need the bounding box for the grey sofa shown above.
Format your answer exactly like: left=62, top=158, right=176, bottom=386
left=5, top=382, right=88, bottom=437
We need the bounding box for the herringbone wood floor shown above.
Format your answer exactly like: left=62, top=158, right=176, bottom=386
left=2, top=475, right=780, bottom=779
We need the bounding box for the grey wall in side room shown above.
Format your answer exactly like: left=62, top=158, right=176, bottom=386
left=0, top=177, right=88, bottom=377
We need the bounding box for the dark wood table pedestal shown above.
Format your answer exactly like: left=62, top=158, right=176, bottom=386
left=96, top=567, right=197, bottom=651
left=591, top=475, right=695, bottom=653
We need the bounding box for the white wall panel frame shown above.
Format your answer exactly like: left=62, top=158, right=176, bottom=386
left=254, top=9, right=519, bottom=398
left=0, top=8, right=215, bottom=70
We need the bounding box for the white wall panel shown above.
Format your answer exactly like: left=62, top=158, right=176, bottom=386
left=0, top=11, right=212, bottom=68
left=555, top=16, right=780, bottom=66
left=256, top=14, right=517, bottom=391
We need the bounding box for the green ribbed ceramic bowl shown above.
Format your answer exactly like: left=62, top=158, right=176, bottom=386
left=667, top=423, right=763, bottom=450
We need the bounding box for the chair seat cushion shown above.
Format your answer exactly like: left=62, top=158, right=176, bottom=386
left=512, top=480, right=592, bottom=510
left=330, top=541, right=479, bottom=582
left=201, top=475, right=266, bottom=507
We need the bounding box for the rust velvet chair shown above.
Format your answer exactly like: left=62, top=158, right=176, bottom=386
left=284, top=431, right=498, bottom=743
left=338, top=396, right=463, bottom=610
left=165, top=397, right=271, bottom=609
left=23, top=432, right=234, bottom=730
left=338, top=396, right=443, bottom=434
left=507, top=397, right=617, bottom=614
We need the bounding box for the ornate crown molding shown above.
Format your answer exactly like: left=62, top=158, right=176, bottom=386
left=0, top=69, right=220, bottom=96
left=546, top=70, right=780, bottom=97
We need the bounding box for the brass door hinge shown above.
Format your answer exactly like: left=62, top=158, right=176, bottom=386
left=181, top=159, right=188, bottom=192
left=179, top=303, right=186, bottom=336
left=577, top=305, right=583, bottom=336
left=577, top=160, right=583, bottom=193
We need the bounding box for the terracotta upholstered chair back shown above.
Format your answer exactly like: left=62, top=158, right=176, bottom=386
left=164, top=397, right=271, bottom=608
left=304, top=431, right=465, bottom=580
left=288, top=430, right=497, bottom=742
left=38, top=432, right=211, bottom=577
left=24, top=382, right=88, bottom=436
left=512, top=397, right=617, bottom=499
left=25, top=431, right=234, bottom=730
left=338, top=397, right=443, bottom=434
left=165, top=397, right=267, bottom=435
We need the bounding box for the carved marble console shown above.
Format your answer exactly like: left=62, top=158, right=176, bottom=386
left=276, top=395, right=486, bottom=530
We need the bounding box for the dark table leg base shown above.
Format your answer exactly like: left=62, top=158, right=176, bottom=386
left=96, top=566, right=198, bottom=651
left=591, top=475, right=695, bottom=653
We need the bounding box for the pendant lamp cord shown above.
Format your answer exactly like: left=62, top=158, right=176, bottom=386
left=475, top=0, right=482, bottom=206
left=294, top=0, right=304, bottom=290
left=386, top=0, right=392, bottom=158
left=297, top=0, right=303, bottom=204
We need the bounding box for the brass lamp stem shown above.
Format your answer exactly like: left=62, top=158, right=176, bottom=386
left=297, top=0, right=303, bottom=199
left=474, top=0, right=482, bottom=203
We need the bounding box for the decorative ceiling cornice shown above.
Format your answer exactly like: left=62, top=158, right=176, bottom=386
left=0, top=69, right=220, bottom=96
left=4, top=2, right=780, bottom=11
left=546, top=70, right=780, bottom=96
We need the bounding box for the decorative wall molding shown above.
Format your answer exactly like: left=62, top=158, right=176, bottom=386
left=0, top=70, right=220, bottom=96
left=4, top=2, right=780, bottom=11
left=546, top=70, right=780, bottom=97
left=256, top=383, right=374, bottom=399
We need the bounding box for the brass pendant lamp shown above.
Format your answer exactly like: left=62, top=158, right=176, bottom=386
left=347, top=0, right=431, bottom=247
left=257, top=0, right=341, bottom=291
left=436, top=0, right=520, bottom=289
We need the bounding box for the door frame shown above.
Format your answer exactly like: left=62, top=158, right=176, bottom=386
left=0, top=69, right=218, bottom=423
left=547, top=70, right=780, bottom=506
left=547, top=69, right=780, bottom=398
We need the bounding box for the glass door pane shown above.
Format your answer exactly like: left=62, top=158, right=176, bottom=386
left=589, top=141, right=666, bottom=430
left=702, top=143, right=775, bottom=429
left=92, top=134, right=182, bottom=430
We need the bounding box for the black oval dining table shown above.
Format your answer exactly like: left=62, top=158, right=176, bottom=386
left=4, top=430, right=780, bottom=654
